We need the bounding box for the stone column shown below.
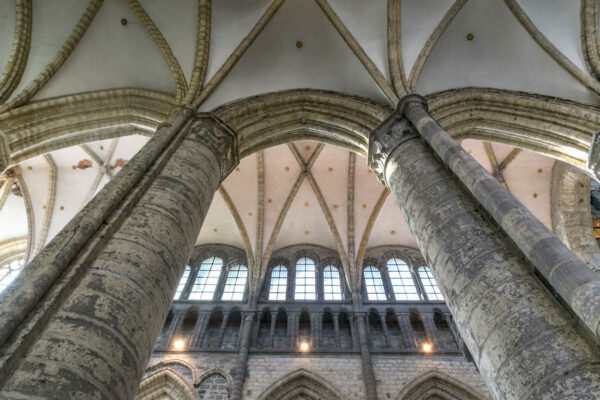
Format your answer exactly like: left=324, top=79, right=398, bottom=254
left=191, top=312, right=210, bottom=348
left=230, top=311, right=255, bottom=400
left=421, top=313, right=440, bottom=350
left=0, top=113, right=239, bottom=399
left=158, top=310, right=185, bottom=350
left=354, top=313, right=377, bottom=400
left=396, top=313, right=418, bottom=350
left=378, top=312, right=391, bottom=349
left=288, top=311, right=298, bottom=348
left=216, top=311, right=230, bottom=349
left=333, top=312, right=341, bottom=349
left=368, top=95, right=600, bottom=399
left=349, top=312, right=358, bottom=349
left=269, top=311, right=277, bottom=348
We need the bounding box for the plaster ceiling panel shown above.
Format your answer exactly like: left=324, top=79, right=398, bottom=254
left=353, top=154, right=386, bottom=259
left=206, top=0, right=272, bottom=82
left=10, top=0, right=88, bottom=97
left=19, top=155, right=51, bottom=248
left=221, top=153, right=258, bottom=254
left=274, top=179, right=337, bottom=251
left=0, top=1, right=16, bottom=65
left=0, top=192, right=27, bottom=242
left=517, top=0, right=586, bottom=70
left=196, top=190, right=244, bottom=249
left=490, top=141, right=516, bottom=164
left=367, top=195, right=416, bottom=249
left=502, top=147, right=554, bottom=230
left=327, top=0, right=389, bottom=80
left=310, top=144, right=349, bottom=253
left=415, top=0, right=598, bottom=105
left=46, top=145, right=100, bottom=241
left=107, top=135, right=150, bottom=168
left=262, top=144, right=303, bottom=251
left=33, top=0, right=176, bottom=100
left=199, top=0, right=388, bottom=111
left=139, top=0, right=197, bottom=82
left=401, top=0, right=455, bottom=75
left=461, top=139, right=493, bottom=173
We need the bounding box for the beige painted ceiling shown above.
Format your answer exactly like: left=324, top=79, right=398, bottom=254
left=0, top=0, right=594, bottom=268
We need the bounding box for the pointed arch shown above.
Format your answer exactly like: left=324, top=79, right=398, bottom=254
left=395, top=370, right=483, bottom=400
left=136, top=368, right=196, bottom=400
left=196, top=370, right=232, bottom=399
left=257, top=369, right=341, bottom=400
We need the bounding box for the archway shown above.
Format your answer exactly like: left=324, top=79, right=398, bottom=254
left=257, top=369, right=342, bottom=400
left=395, top=370, right=483, bottom=400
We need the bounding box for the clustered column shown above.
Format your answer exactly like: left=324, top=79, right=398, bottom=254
left=0, top=113, right=239, bottom=399
left=368, top=94, right=600, bottom=399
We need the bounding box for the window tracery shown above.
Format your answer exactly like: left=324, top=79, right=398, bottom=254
left=0, top=258, right=24, bottom=293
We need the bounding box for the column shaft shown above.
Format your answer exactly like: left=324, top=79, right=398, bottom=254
left=396, top=314, right=417, bottom=350
left=333, top=312, right=341, bottom=349
left=0, top=114, right=238, bottom=399
left=269, top=311, right=277, bottom=348
left=230, top=312, right=255, bottom=400
left=355, top=313, right=377, bottom=400
left=368, top=101, right=600, bottom=399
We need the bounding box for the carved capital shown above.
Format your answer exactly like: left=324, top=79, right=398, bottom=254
left=367, top=111, right=419, bottom=186
left=186, top=113, right=240, bottom=181
left=587, top=130, right=600, bottom=182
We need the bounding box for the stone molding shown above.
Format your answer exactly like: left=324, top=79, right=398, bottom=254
left=395, top=370, right=488, bottom=400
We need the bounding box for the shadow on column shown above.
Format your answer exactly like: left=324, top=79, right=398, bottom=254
left=274, top=308, right=288, bottom=349
left=298, top=309, right=311, bottom=347
left=338, top=310, right=353, bottom=349
left=409, top=308, right=428, bottom=350
left=180, top=308, right=198, bottom=347
left=202, top=308, right=223, bottom=348
left=256, top=308, right=272, bottom=349
left=385, top=309, right=403, bottom=349
left=368, top=309, right=385, bottom=349
left=156, top=310, right=173, bottom=349
left=221, top=308, right=241, bottom=350
left=321, top=309, right=336, bottom=349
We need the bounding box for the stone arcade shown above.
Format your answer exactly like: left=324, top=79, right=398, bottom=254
left=0, top=1, right=600, bottom=399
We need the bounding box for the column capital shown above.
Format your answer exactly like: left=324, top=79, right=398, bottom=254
left=367, top=107, right=419, bottom=186
left=242, top=311, right=256, bottom=321
left=186, top=113, right=239, bottom=181
left=396, top=93, right=428, bottom=115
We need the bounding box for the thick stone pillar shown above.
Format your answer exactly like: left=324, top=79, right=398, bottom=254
left=0, top=113, right=238, bottom=399
left=368, top=96, right=600, bottom=399
left=355, top=313, right=377, bottom=400
left=230, top=311, right=255, bottom=400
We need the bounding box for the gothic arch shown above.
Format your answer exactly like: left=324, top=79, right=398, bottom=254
left=135, top=368, right=196, bottom=400
left=257, top=369, right=342, bottom=400
left=196, top=369, right=232, bottom=399
left=395, top=370, right=483, bottom=400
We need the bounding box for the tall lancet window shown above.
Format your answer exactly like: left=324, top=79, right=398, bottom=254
left=363, top=266, right=386, bottom=301
left=221, top=265, right=248, bottom=301
left=173, top=265, right=191, bottom=300
left=323, top=265, right=342, bottom=300
left=418, top=266, right=444, bottom=301
left=295, top=257, right=316, bottom=300
left=189, top=257, right=223, bottom=300
left=388, top=258, right=420, bottom=301
left=269, top=265, right=287, bottom=300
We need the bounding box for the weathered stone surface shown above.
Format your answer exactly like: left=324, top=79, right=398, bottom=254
left=0, top=114, right=238, bottom=399
left=370, top=107, right=600, bottom=399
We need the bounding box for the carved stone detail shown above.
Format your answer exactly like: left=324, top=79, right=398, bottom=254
left=186, top=113, right=239, bottom=181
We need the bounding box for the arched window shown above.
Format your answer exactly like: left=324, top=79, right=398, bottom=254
left=294, top=257, right=316, bottom=300
left=387, top=258, right=420, bottom=301
left=269, top=266, right=287, bottom=300
left=189, top=257, right=223, bottom=300
left=363, top=266, right=386, bottom=301
left=173, top=265, right=191, bottom=300
left=221, top=265, right=248, bottom=301
left=418, top=266, right=444, bottom=301
left=0, top=258, right=25, bottom=293
left=323, top=266, right=342, bottom=300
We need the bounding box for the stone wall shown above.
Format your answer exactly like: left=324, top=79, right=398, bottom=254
left=144, top=352, right=490, bottom=399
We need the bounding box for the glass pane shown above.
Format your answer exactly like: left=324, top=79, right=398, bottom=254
left=387, top=258, right=421, bottom=301
left=188, top=257, right=223, bottom=300
left=269, top=265, right=288, bottom=300
left=0, top=258, right=25, bottom=293
left=323, top=265, right=342, bottom=300
left=174, top=266, right=191, bottom=300
left=221, top=265, right=248, bottom=301
left=363, top=266, right=386, bottom=301
left=295, top=257, right=316, bottom=300
left=418, top=266, right=444, bottom=301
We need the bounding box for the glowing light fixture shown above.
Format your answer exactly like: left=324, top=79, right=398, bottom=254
left=299, top=342, right=310, bottom=352
left=422, top=343, right=432, bottom=352
left=173, top=339, right=185, bottom=351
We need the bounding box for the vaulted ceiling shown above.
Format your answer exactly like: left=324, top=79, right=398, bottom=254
left=0, top=0, right=598, bottom=287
